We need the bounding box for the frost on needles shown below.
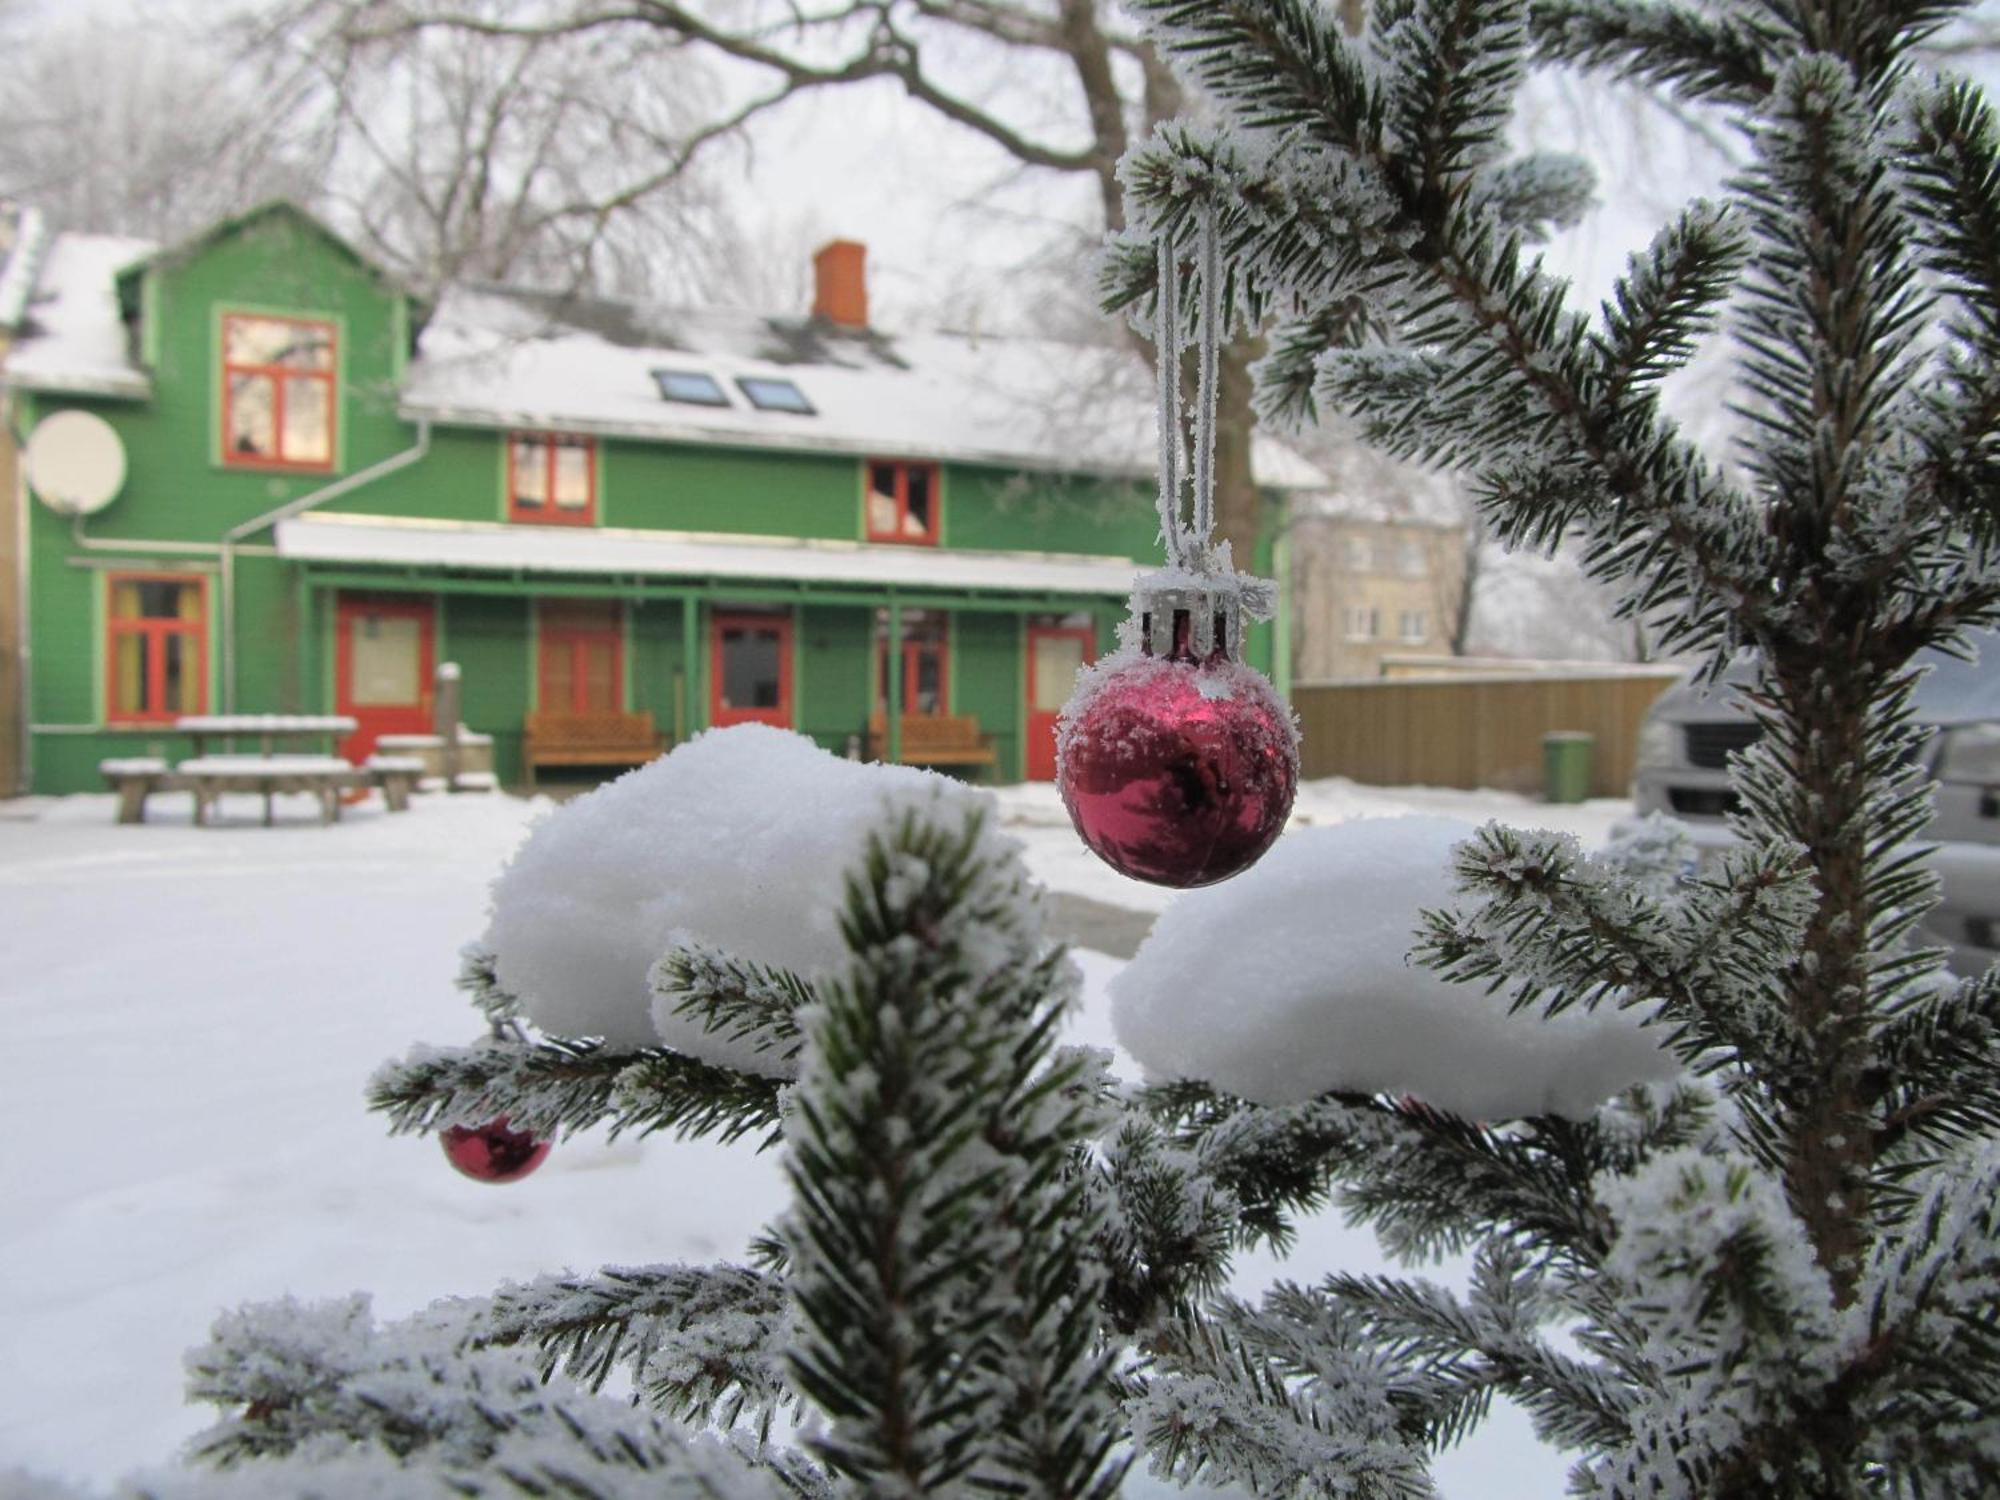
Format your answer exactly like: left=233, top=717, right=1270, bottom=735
left=29, top=0, right=2000, bottom=1495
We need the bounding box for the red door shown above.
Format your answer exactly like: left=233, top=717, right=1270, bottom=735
left=711, top=611, right=793, bottom=728
left=335, top=595, right=436, bottom=762
left=1025, top=623, right=1095, bottom=780
left=538, top=601, right=623, bottom=713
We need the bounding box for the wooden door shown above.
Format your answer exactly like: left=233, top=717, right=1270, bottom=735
left=335, top=595, right=435, bottom=762
left=711, top=611, right=793, bottom=728
left=1025, top=623, right=1095, bottom=781
left=538, top=601, right=623, bottom=714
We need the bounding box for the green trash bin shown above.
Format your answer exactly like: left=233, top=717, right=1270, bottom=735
left=1543, top=731, right=1594, bottom=804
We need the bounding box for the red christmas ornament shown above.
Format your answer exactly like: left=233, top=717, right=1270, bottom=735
left=440, top=1115, right=550, bottom=1184
left=1059, top=584, right=1297, bottom=888
left=1059, top=203, right=1296, bottom=886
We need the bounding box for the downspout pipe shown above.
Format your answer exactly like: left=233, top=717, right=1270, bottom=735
left=219, top=418, right=431, bottom=712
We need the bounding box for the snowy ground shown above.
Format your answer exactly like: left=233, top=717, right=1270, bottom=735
left=0, top=776, right=1627, bottom=1496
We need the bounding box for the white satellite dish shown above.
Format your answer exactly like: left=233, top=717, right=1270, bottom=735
left=24, top=410, right=126, bottom=516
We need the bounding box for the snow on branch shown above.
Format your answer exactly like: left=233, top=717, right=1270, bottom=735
left=1128, top=1304, right=1431, bottom=1498
left=483, top=725, right=997, bottom=1051
left=1416, top=821, right=1817, bottom=1082
left=648, top=941, right=811, bottom=1082
left=783, top=802, right=1120, bottom=1497
left=1112, top=818, right=1676, bottom=1121
left=1527, top=0, right=1781, bottom=106
left=367, top=1034, right=784, bottom=1148
left=471, top=1264, right=794, bottom=1434
left=173, top=1292, right=808, bottom=1498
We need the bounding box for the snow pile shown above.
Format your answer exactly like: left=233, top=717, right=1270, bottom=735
left=1111, top=817, right=1677, bottom=1119
left=485, top=725, right=995, bottom=1054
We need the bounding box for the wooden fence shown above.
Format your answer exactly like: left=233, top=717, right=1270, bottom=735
left=1292, top=668, right=1684, bottom=798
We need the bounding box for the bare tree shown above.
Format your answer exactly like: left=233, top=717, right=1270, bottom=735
left=271, top=0, right=1292, bottom=564
left=0, top=6, right=314, bottom=240
left=250, top=2, right=741, bottom=299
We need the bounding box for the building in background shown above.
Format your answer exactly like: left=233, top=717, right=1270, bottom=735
left=0, top=203, right=1323, bottom=794
left=1287, top=500, right=1468, bottom=681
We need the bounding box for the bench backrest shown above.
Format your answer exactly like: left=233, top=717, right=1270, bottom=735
left=526, top=711, right=660, bottom=748
left=867, top=712, right=987, bottom=751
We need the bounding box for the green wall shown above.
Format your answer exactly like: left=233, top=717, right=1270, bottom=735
left=796, top=604, right=872, bottom=754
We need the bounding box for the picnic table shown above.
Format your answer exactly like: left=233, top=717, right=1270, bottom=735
left=97, top=745, right=425, bottom=827
left=175, top=714, right=358, bottom=757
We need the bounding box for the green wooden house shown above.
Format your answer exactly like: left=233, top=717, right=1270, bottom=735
left=0, top=203, right=1321, bottom=794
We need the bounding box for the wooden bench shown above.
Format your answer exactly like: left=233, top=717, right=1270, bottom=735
left=523, top=710, right=664, bottom=787
left=866, top=713, right=999, bottom=772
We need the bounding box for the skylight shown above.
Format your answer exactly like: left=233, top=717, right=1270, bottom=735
left=737, top=376, right=815, bottom=415
left=652, top=369, right=730, bottom=407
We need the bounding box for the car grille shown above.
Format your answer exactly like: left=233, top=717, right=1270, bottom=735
left=1684, top=722, right=1760, bottom=769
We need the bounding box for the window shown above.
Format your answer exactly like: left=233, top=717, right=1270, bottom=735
left=1343, top=605, right=1380, bottom=642
left=509, top=433, right=596, bottom=525
left=1342, top=537, right=1373, bottom=572
left=107, top=574, right=207, bottom=722
left=221, top=313, right=336, bottom=469
left=1399, top=610, right=1429, bottom=644
left=652, top=369, right=730, bottom=407
left=539, top=601, right=623, bottom=713
left=866, top=460, right=940, bottom=545
left=711, top=612, right=792, bottom=727
left=1397, top=540, right=1427, bottom=577
left=875, top=609, right=949, bottom=716
left=737, top=376, right=814, bottom=414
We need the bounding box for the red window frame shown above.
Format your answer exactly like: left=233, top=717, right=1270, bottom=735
left=509, top=433, right=598, bottom=526
left=865, top=459, right=940, bottom=545
left=106, top=572, right=208, bottom=724
left=537, top=601, right=625, bottom=713
left=874, top=613, right=950, bottom=717
left=710, top=611, right=793, bottom=728
left=220, top=313, right=337, bottom=471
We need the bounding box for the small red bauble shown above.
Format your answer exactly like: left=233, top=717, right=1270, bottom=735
left=1059, top=601, right=1296, bottom=888
left=440, top=1116, right=550, bottom=1184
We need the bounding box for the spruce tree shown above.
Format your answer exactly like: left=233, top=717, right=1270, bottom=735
left=49, top=1, right=2000, bottom=1496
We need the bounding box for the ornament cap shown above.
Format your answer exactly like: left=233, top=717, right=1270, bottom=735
left=1128, top=566, right=1273, bottom=664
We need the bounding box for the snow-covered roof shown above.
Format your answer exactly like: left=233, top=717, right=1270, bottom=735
left=276, top=510, right=1141, bottom=597
left=3, top=231, right=154, bottom=398
left=0, top=227, right=1329, bottom=492
left=407, top=285, right=1328, bottom=489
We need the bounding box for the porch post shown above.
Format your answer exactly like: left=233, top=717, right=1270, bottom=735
left=292, top=569, right=311, bottom=712
left=681, top=595, right=700, bottom=738
left=886, top=599, right=903, bottom=765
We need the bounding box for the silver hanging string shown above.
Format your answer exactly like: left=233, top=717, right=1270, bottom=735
left=1154, top=233, right=1186, bottom=568
left=1191, top=199, right=1222, bottom=564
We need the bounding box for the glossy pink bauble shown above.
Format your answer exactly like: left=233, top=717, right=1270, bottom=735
left=440, top=1116, right=551, bottom=1184
left=1058, top=653, right=1297, bottom=887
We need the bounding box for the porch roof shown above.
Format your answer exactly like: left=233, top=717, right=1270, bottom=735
left=275, top=511, right=1140, bottom=599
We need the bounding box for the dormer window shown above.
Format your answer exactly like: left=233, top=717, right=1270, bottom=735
left=737, top=376, right=814, bottom=414
left=221, top=313, right=336, bottom=470
left=509, top=433, right=596, bottom=526
left=653, top=369, right=730, bottom=407
left=867, top=460, right=939, bottom=545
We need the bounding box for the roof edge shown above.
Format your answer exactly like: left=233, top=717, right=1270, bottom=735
left=113, top=200, right=408, bottom=298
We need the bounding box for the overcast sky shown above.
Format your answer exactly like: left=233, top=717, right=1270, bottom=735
left=16, top=0, right=1999, bottom=349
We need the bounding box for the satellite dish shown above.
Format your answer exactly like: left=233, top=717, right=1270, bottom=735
left=24, top=410, right=126, bottom=516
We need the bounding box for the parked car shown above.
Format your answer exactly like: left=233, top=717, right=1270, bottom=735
left=1628, top=635, right=2000, bottom=974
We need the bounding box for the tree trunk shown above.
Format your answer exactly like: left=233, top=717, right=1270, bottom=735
left=1214, top=335, right=1265, bottom=570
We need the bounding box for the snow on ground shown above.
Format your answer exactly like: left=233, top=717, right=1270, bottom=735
left=0, top=776, right=1626, bottom=1495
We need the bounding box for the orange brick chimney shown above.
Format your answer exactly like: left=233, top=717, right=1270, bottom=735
left=812, top=239, right=868, bottom=329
